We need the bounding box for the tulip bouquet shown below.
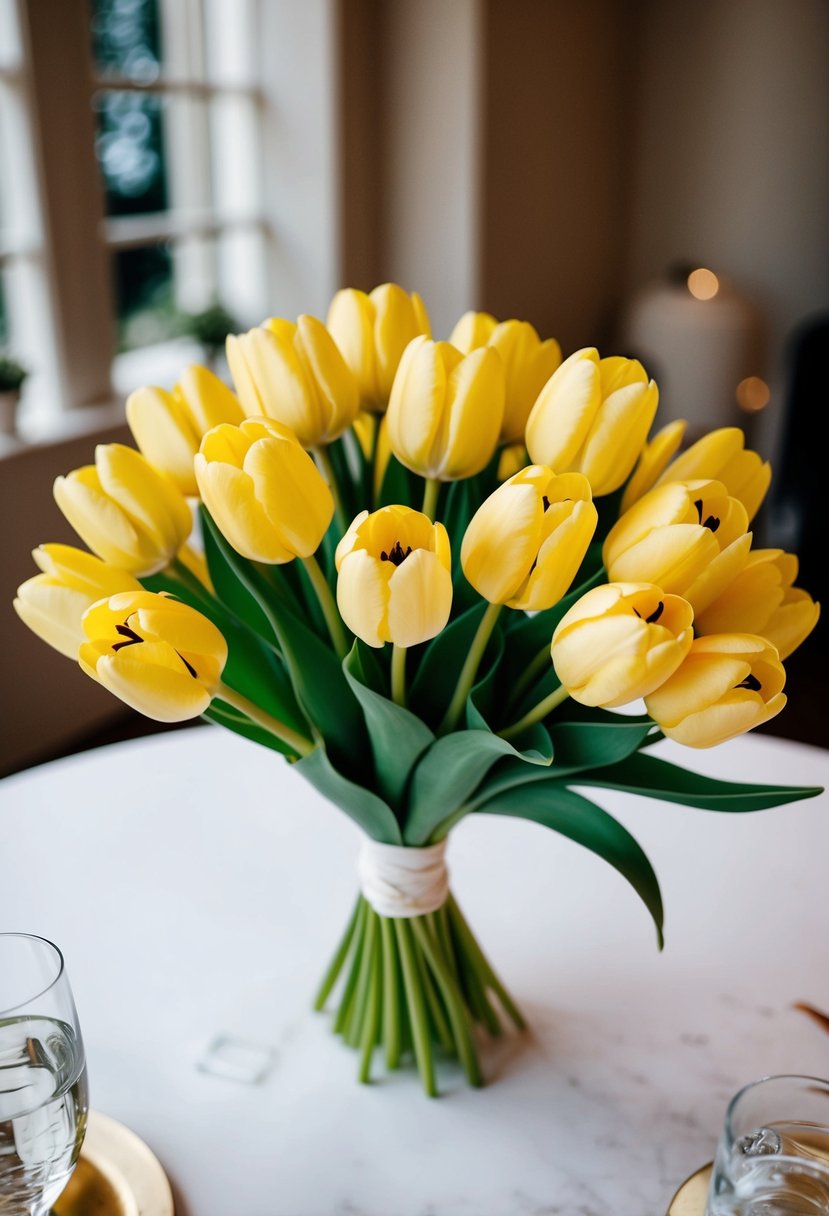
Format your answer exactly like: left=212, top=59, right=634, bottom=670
left=15, top=286, right=822, bottom=1096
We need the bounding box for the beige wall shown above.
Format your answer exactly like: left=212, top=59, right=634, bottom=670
left=0, top=425, right=134, bottom=776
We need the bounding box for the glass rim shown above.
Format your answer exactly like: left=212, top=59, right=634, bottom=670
left=725, top=1073, right=829, bottom=1146
left=0, top=932, right=65, bottom=1015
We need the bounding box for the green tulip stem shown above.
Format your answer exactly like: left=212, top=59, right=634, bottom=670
left=438, top=601, right=503, bottom=735
left=214, top=683, right=314, bottom=757
left=507, top=642, right=554, bottom=707
left=312, top=445, right=350, bottom=537
left=421, top=477, right=440, bottom=521
left=168, top=557, right=218, bottom=612
left=391, top=644, right=407, bottom=707
left=300, top=554, right=349, bottom=659
left=499, top=682, right=570, bottom=741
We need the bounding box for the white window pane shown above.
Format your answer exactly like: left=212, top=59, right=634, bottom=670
left=164, top=94, right=211, bottom=215
left=0, top=0, right=21, bottom=70
left=204, top=0, right=257, bottom=86
left=0, top=80, right=42, bottom=248
left=172, top=233, right=216, bottom=312
left=217, top=227, right=267, bottom=326
left=3, top=257, right=64, bottom=431
left=210, top=93, right=260, bottom=220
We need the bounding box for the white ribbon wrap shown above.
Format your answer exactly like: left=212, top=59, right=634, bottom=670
left=358, top=839, right=449, bottom=918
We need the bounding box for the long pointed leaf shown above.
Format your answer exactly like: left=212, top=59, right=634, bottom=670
left=475, top=781, right=664, bottom=947
left=296, top=747, right=402, bottom=844
left=344, top=648, right=434, bottom=811
left=405, top=726, right=552, bottom=846
left=578, top=752, right=823, bottom=811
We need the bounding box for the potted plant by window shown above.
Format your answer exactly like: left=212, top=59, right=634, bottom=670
left=182, top=303, right=239, bottom=372
left=0, top=356, right=27, bottom=436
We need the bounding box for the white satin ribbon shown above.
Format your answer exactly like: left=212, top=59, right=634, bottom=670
left=358, top=838, right=449, bottom=918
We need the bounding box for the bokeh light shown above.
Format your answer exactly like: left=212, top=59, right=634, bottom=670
left=736, top=376, right=771, bottom=412
left=687, top=268, right=720, bottom=300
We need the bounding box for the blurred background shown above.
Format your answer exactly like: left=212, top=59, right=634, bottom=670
left=1, top=0, right=827, bottom=774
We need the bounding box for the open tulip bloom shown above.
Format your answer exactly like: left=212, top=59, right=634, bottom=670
left=16, top=285, right=822, bottom=1097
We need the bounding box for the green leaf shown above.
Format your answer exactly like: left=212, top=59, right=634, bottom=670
left=545, top=706, right=657, bottom=776
left=343, top=648, right=434, bottom=810
left=466, top=687, right=553, bottom=764
left=408, top=601, right=488, bottom=728
left=143, top=570, right=309, bottom=736
left=200, top=506, right=293, bottom=638
left=405, top=725, right=553, bottom=846
left=205, top=702, right=295, bottom=758
left=474, top=781, right=664, bottom=947
left=378, top=454, right=421, bottom=510
left=296, top=747, right=402, bottom=844
left=578, top=752, right=824, bottom=811
left=503, top=562, right=605, bottom=672
left=197, top=511, right=369, bottom=772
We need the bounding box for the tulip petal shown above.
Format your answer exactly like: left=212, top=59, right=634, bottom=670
left=621, top=419, right=687, bottom=513
left=14, top=581, right=93, bottom=658
left=461, top=480, right=541, bottom=604
left=386, top=336, right=446, bottom=476
left=526, top=349, right=601, bottom=470
left=436, top=346, right=504, bottom=479
left=96, top=444, right=192, bottom=555
left=91, top=650, right=211, bottom=722
left=54, top=472, right=157, bottom=573
left=178, top=364, right=245, bottom=432
left=127, top=387, right=200, bottom=494
left=195, top=459, right=294, bottom=563
left=245, top=436, right=334, bottom=557
left=578, top=381, right=659, bottom=495
left=387, top=549, right=453, bottom=648
left=337, top=550, right=390, bottom=647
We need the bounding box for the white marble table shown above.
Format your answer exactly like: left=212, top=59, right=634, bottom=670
left=1, top=729, right=828, bottom=1216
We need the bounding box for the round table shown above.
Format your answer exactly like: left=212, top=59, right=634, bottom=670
left=1, top=729, right=827, bottom=1216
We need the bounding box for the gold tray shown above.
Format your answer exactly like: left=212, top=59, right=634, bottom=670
left=667, top=1163, right=713, bottom=1215
left=54, top=1109, right=174, bottom=1216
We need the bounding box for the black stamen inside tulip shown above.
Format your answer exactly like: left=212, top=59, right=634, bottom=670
left=542, top=496, right=551, bottom=511
left=735, top=673, right=762, bottom=691
left=695, top=498, right=721, bottom=533
left=177, top=653, right=199, bottom=679
left=111, top=621, right=143, bottom=652
left=380, top=541, right=412, bottom=567
left=633, top=600, right=665, bottom=624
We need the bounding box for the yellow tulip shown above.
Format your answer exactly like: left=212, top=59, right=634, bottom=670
left=386, top=336, right=505, bottom=480
left=14, top=544, right=142, bottom=659
left=79, top=590, right=227, bottom=723
left=326, top=283, right=431, bottom=412
left=126, top=364, right=244, bottom=495
left=497, top=444, right=528, bottom=482
left=461, top=467, right=597, bottom=610
left=489, top=321, right=562, bottom=443
left=54, top=444, right=193, bottom=577
left=621, top=420, right=687, bottom=514
left=640, top=427, right=771, bottom=522
left=695, top=549, right=820, bottom=660
left=525, top=348, right=659, bottom=495
left=551, top=582, right=695, bottom=708
left=603, top=479, right=751, bottom=616
left=645, top=634, right=786, bottom=748
left=335, top=506, right=452, bottom=648
left=449, top=310, right=498, bottom=352
left=195, top=418, right=333, bottom=563
left=353, top=410, right=392, bottom=500
left=226, top=314, right=359, bottom=447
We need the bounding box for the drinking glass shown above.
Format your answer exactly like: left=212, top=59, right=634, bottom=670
left=0, top=934, right=89, bottom=1215
left=706, top=1074, right=829, bottom=1215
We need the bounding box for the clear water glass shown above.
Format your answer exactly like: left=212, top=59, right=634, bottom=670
left=0, top=934, right=89, bottom=1215
left=707, top=1075, right=829, bottom=1216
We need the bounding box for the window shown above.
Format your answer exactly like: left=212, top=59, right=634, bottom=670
left=91, top=0, right=269, bottom=394
left=3, top=0, right=270, bottom=436
left=0, top=0, right=62, bottom=426
left=1, top=0, right=340, bottom=441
